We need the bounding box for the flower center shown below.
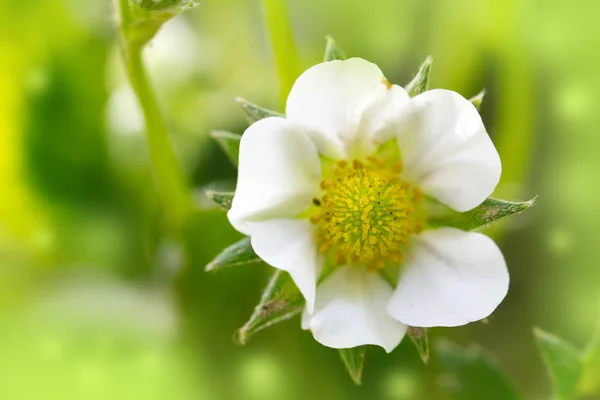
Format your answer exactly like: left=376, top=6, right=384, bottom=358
left=313, top=158, right=421, bottom=267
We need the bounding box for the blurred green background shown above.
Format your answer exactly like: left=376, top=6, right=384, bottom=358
left=1, top=0, right=599, bottom=399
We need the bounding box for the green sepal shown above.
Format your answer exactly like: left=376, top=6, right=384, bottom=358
left=210, top=130, right=240, bottom=166
left=205, top=237, right=261, bottom=272
left=324, top=35, right=346, bottom=62
left=405, top=56, right=433, bottom=97
left=534, top=328, right=583, bottom=400
left=339, top=346, right=367, bottom=385
left=407, top=327, right=430, bottom=364
left=424, top=196, right=537, bottom=231
left=205, top=190, right=234, bottom=211
left=236, top=97, right=284, bottom=124
left=437, top=340, right=523, bottom=400
left=470, top=89, right=486, bottom=111
left=234, top=270, right=304, bottom=345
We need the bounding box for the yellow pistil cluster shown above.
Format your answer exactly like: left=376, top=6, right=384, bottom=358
left=312, top=158, right=422, bottom=268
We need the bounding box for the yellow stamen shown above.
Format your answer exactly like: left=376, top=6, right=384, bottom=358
left=320, top=179, right=334, bottom=190
left=382, top=76, right=393, bottom=90
left=413, top=186, right=423, bottom=203
left=366, top=156, right=386, bottom=169
left=367, top=258, right=385, bottom=273
left=415, top=220, right=425, bottom=234
left=392, top=161, right=403, bottom=174
left=316, top=160, right=417, bottom=264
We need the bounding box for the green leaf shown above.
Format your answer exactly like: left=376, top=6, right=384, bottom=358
left=205, top=190, right=234, bottom=211
left=236, top=97, right=284, bottom=124
left=339, top=346, right=367, bottom=385
left=534, top=327, right=583, bottom=400
left=437, top=340, right=522, bottom=400
left=577, top=332, right=600, bottom=397
left=425, top=196, right=537, bottom=231
left=234, top=270, right=304, bottom=345
left=205, top=237, right=261, bottom=272
left=470, top=89, right=486, bottom=111
left=405, top=56, right=433, bottom=97
left=210, top=130, right=240, bottom=166
left=407, top=327, right=429, bottom=364
left=324, top=35, right=346, bottom=62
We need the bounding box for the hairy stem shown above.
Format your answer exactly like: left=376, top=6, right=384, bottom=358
left=117, top=0, right=191, bottom=228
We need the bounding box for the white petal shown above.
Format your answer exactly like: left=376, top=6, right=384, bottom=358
left=302, top=267, right=407, bottom=353
left=227, top=117, right=322, bottom=234
left=301, top=306, right=311, bottom=330
left=387, top=228, right=509, bottom=327
left=248, top=219, right=320, bottom=313
left=286, top=58, right=391, bottom=159
left=396, top=89, right=501, bottom=212
left=357, top=84, right=411, bottom=146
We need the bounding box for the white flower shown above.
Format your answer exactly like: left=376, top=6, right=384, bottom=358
left=228, top=58, right=508, bottom=353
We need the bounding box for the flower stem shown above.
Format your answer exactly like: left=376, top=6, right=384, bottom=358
left=261, top=0, right=301, bottom=110
left=117, top=0, right=192, bottom=229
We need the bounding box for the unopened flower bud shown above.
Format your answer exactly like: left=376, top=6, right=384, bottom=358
left=120, top=0, right=197, bottom=46
left=133, top=0, right=180, bottom=11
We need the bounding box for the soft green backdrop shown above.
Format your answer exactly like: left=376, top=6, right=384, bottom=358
left=0, top=0, right=598, bottom=399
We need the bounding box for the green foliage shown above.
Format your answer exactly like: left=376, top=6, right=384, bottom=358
left=578, top=332, right=600, bottom=397
left=437, top=340, right=522, bottom=400
left=407, top=327, right=430, bottom=364
left=6, top=0, right=600, bottom=398
left=425, top=197, right=537, bottom=231
left=236, top=97, right=284, bottom=124
left=205, top=237, right=261, bottom=272
left=210, top=130, right=240, bottom=166
left=405, top=56, right=433, bottom=97
left=324, top=36, right=346, bottom=62
left=261, top=0, right=302, bottom=108
left=470, top=89, right=486, bottom=111
left=234, top=270, right=304, bottom=345
left=534, top=328, right=583, bottom=400
left=25, top=45, right=110, bottom=204
left=205, top=191, right=234, bottom=211
left=339, top=347, right=367, bottom=385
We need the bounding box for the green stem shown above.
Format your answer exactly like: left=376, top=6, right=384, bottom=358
left=118, top=0, right=130, bottom=25
left=489, top=0, right=534, bottom=200
left=261, top=0, right=301, bottom=110
left=117, top=0, right=191, bottom=228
